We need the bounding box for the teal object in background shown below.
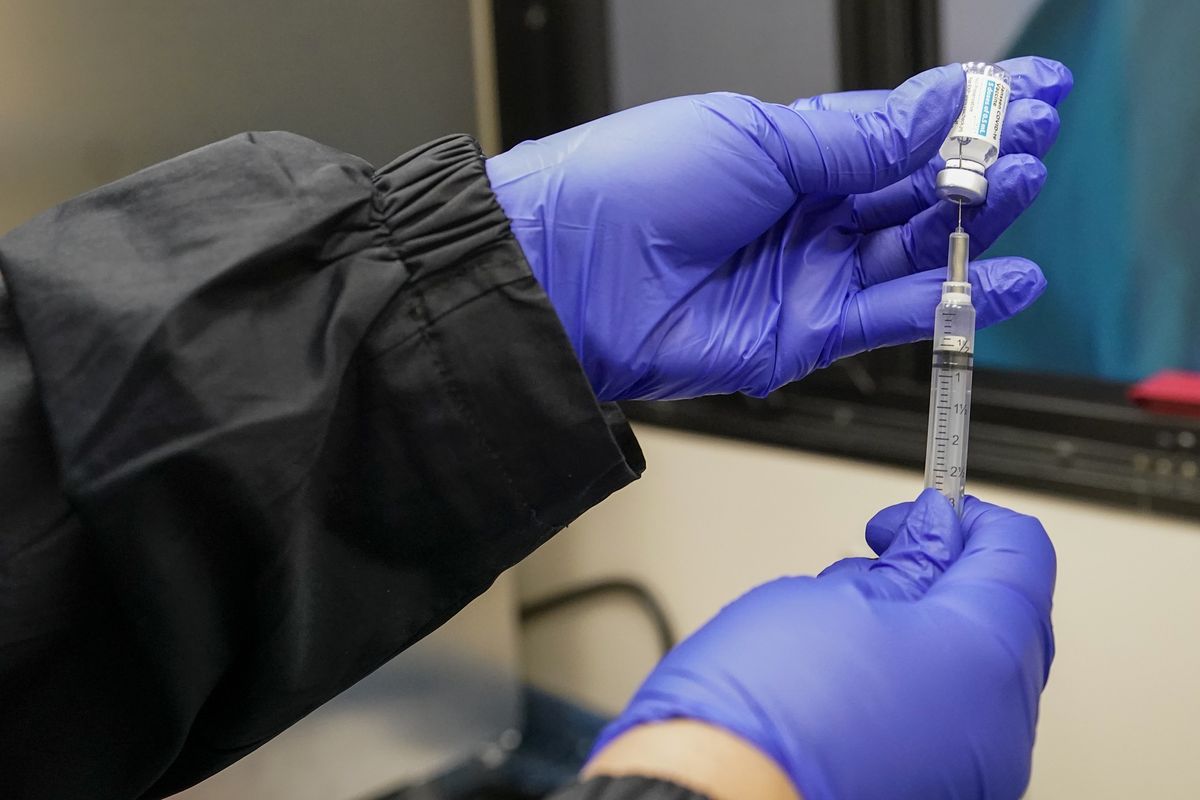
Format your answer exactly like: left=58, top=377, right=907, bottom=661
left=976, top=0, right=1200, bottom=382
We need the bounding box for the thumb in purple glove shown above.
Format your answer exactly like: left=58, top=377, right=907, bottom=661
left=591, top=489, right=1056, bottom=800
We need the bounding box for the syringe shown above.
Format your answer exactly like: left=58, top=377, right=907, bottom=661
left=923, top=219, right=975, bottom=512
left=923, top=60, right=1011, bottom=511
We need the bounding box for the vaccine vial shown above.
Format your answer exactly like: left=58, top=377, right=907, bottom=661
left=936, top=62, right=1012, bottom=206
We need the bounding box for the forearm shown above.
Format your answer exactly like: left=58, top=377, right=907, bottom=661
left=0, top=132, right=644, bottom=798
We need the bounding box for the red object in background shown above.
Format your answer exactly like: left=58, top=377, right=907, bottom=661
left=1128, top=370, right=1200, bottom=418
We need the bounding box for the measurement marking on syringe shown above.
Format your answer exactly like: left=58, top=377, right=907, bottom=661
left=924, top=233, right=975, bottom=516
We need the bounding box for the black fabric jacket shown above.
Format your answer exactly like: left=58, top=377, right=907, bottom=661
left=0, top=133, right=649, bottom=799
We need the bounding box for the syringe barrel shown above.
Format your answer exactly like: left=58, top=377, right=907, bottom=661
left=923, top=290, right=976, bottom=512
left=931, top=290, right=975, bottom=360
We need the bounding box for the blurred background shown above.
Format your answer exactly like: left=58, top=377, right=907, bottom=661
left=3, top=1, right=1199, bottom=798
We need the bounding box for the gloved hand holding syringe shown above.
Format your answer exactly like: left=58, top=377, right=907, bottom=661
left=926, top=62, right=1012, bottom=511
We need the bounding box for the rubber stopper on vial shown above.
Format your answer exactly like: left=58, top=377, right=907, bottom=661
left=937, top=166, right=988, bottom=205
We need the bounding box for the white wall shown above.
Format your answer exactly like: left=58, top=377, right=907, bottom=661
left=0, top=0, right=478, bottom=233
left=608, top=0, right=838, bottom=109
left=940, top=0, right=1044, bottom=65
left=519, top=424, right=1200, bottom=799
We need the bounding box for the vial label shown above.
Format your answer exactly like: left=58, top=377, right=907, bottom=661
left=948, top=71, right=1010, bottom=149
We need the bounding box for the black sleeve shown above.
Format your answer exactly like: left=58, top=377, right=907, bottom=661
left=0, top=132, right=643, bottom=800
left=550, top=777, right=711, bottom=800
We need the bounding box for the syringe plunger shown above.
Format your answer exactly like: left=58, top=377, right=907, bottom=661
left=948, top=229, right=969, bottom=283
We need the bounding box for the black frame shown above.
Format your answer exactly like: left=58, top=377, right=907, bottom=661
left=492, top=0, right=612, bottom=150
left=492, top=0, right=1200, bottom=519
left=624, top=367, right=1200, bottom=519
left=838, top=0, right=940, bottom=91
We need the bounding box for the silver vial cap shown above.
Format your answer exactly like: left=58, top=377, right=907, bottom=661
left=936, top=166, right=988, bottom=205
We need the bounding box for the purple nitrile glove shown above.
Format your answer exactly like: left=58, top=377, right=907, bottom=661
left=487, top=57, right=1072, bottom=401
left=592, top=490, right=1056, bottom=800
